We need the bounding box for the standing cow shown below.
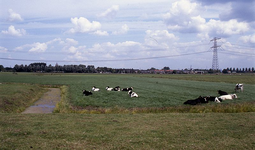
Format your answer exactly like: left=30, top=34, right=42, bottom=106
left=235, top=83, right=243, bottom=93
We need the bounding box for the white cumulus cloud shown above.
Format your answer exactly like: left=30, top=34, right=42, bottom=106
left=112, top=24, right=129, bottom=35
left=239, top=34, right=255, bottom=44
left=163, top=0, right=206, bottom=33
left=164, top=0, right=199, bottom=27
left=145, top=30, right=178, bottom=47
left=14, top=38, right=63, bottom=53
left=29, top=42, right=48, bottom=52
left=8, top=9, right=23, bottom=22
left=163, top=0, right=250, bottom=38
left=61, top=38, right=79, bottom=46
left=206, top=19, right=249, bottom=37
left=46, top=38, right=62, bottom=45
left=93, top=30, right=109, bottom=36
left=0, top=46, right=8, bottom=53
left=14, top=42, right=48, bottom=53
left=98, top=5, right=119, bottom=19
left=59, top=38, right=78, bottom=53
left=1, top=25, right=26, bottom=37
left=68, top=17, right=102, bottom=34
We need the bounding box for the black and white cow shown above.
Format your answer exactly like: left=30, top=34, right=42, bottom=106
left=183, top=96, right=208, bottom=105
left=122, top=87, right=133, bottom=91
left=218, top=90, right=228, bottom=96
left=106, top=86, right=113, bottom=91
left=218, top=94, right=237, bottom=100
left=92, top=86, right=100, bottom=91
left=204, top=96, right=222, bottom=103
left=235, top=83, right=243, bottom=93
left=82, top=90, right=93, bottom=96
left=128, top=90, right=138, bottom=97
left=113, top=86, right=121, bottom=91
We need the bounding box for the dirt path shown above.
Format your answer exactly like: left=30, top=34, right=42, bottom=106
left=22, top=88, right=61, bottom=114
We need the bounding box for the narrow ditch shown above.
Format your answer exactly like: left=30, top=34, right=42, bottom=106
left=22, top=88, right=61, bottom=114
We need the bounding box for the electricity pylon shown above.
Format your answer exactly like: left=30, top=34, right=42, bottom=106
left=211, top=37, right=221, bottom=70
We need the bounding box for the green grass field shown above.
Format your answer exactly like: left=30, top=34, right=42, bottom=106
left=0, top=72, right=255, bottom=149
left=0, top=73, right=254, bottom=112
left=1, top=113, right=254, bottom=149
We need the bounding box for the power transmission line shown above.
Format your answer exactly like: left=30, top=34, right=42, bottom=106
left=3, top=43, right=211, bottom=55
left=225, top=43, right=255, bottom=49
left=0, top=50, right=210, bottom=63
left=219, top=47, right=255, bottom=56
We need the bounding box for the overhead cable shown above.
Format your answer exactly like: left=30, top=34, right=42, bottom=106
left=0, top=51, right=210, bottom=63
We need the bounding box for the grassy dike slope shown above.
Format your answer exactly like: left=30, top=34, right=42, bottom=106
left=0, top=113, right=254, bottom=149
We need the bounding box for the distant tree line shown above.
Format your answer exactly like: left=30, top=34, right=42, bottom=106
left=3, top=63, right=97, bottom=73
left=222, top=67, right=255, bottom=74
left=0, top=63, right=137, bottom=73
left=0, top=63, right=254, bottom=74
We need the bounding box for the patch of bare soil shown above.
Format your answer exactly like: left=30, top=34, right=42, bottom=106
left=22, top=88, right=61, bottom=114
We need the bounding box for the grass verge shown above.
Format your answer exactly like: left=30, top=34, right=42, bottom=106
left=0, top=83, right=47, bottom=113
left=54, top=85, right=74, bottom=113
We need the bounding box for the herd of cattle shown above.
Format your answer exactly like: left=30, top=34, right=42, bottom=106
left=82, top=83, right=243, bottom=104
left=184, top=83, right=243, bottom=105
left=82, top=86, right=138, bottom=97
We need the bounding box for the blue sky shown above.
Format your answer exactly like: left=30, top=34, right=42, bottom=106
left=0, top=0, right=254, bottom=69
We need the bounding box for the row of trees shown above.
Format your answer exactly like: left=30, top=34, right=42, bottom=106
left=222, top=67, right=255, bottom=73
left=10, top=63, right=97, bottom=73
left=0, top=63, right=137, bottom=74
left=0, top=63, right=254, bottom=74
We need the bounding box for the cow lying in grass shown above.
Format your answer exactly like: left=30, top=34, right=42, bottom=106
left=122, top=87, right=133, bottom=91
left=92, top=86, right=100, bottom=91
left=183, top=96, right=208, bottom=105
left=128, top=90, right=138, bottom=97
left=106, top=86, right=113, bottom=91
left=184, top=95, right=224, bottom=105
left=82, top=90, right=93, bottom=96
left=114, top=86, right=121, bottom=91
left=204, top=96, right=222, bottom=103
left=218, top=94, right=237, bottom=100
left=218, top=90, right=228, bottom=96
